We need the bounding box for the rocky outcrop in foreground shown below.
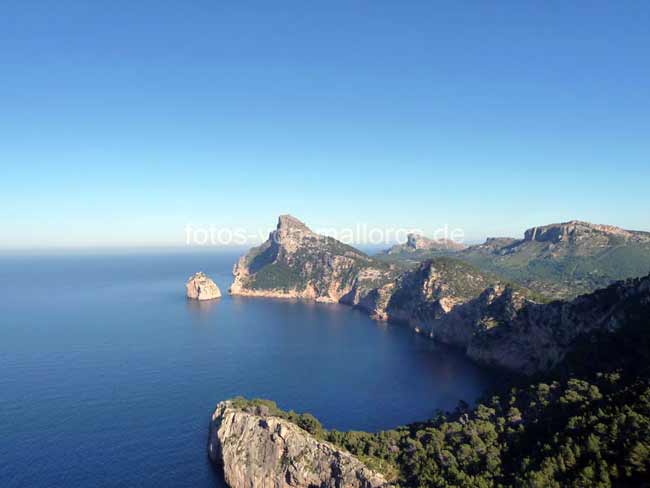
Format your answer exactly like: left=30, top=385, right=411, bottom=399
left=208, top=401, right=390, bottom=488
left=186, top=272, right=221, bottom=300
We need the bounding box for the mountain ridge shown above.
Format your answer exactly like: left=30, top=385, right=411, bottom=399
left=377, top=219, right=650, bottom=299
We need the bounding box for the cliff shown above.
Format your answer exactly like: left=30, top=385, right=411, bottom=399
left=354, top=259, right=650, bottom=375
left=230, top=215, right=397, bottom=303
left=208, top=400, right=390, bottom=488
left=355, top=258, right=533, bottom=346
left=468, top=273, right=650, bottom=374
left=186, top=272, right=221, bottom=300
left=523, top=220, right=650, bottom=245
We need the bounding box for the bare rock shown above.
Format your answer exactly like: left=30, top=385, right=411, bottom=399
left=208, top=401, right=390, bottom=488
left=229, top=215, right=396, bottom=303
left=386, top=233, right=465, bottom=254
left=186, top=272, right=221, bottom=300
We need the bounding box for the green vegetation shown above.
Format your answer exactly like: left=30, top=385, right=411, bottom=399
left=229, top=397, right=326, bottom=435
left=386, top=258, right=485, bottom=312
left=376, top=233, right=650, bottom=301
left=250, top=262, right=307, bottom=291
left=387, top=257, right=549, bottom=313
left=375, top=249, right=454, bottom=268
left=248, top=235, right=391, bottom=292
left=231, top=311, right=650, bottom=487
left=458, top=241, right=650, bottom=300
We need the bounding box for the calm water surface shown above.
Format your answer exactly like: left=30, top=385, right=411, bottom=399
left=0, top=251, right=496, bottom=487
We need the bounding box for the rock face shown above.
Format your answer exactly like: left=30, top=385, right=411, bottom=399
left=385, top=233, right=465, bottom=255
left=347, top=258, right=650, bottom=375
left=230, top=215, right=397, bottom=303
left=186, top=272, right=221, bottom=300
left=355, top=258, right=533, bottom=347
left=523, top=220, right=650, bottom=245
left=467, top=274, right=650, bottom=374
left=208, top=401, right=390, bottom=488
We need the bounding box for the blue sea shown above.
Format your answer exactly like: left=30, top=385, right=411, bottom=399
left=0, top=251, right=496, bottom=487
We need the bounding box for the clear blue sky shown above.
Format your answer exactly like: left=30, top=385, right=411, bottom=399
left=2, top=1, right=649, bottom=248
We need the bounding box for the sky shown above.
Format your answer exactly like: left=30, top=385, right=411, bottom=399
left=1, top=1, right=649, bottom=249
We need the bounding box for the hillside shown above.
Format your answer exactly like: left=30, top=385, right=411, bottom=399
left=460, top=220, right=650, bottom=299
left=377, top=220, right=650, bottom=300
left=352, top=257, right=530, bottom=348
left=355, top=261, right=650, bottom=374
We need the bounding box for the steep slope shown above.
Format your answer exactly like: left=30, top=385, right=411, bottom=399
left=359, top=258, right=650, bottom=375
left=208, top=400, right=391, bottom=488
left=230, top=215, right=398, bottom=303
left=356, top=257, right=536, bottom=348
left=468, top=273, right=650, bottom=374
left=459, top=220, right=650, bottom=299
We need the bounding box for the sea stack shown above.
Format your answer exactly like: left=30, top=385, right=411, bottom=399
left=186, top=272, right=221, bottom=300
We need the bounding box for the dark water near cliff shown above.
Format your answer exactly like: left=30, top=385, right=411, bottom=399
left=0, top=251, right=496, bottom=487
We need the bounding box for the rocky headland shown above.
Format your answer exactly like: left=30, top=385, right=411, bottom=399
left=186, top=272, right=221, bottom=300
left=230, top=215, right=398, bottom=303
left=208, top=400, right=391, bottom=488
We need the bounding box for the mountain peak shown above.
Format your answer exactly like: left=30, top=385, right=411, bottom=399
left=231, top=216, right=386, bottom=303
left=406, top=233, right=428, bottom=248
left=277, top=214, right=311, bottom=232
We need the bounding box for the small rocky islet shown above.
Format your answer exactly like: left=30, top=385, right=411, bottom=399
left=202, top=215, right=650, bottom=488
left=185, top=271, right=221, bottom=300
